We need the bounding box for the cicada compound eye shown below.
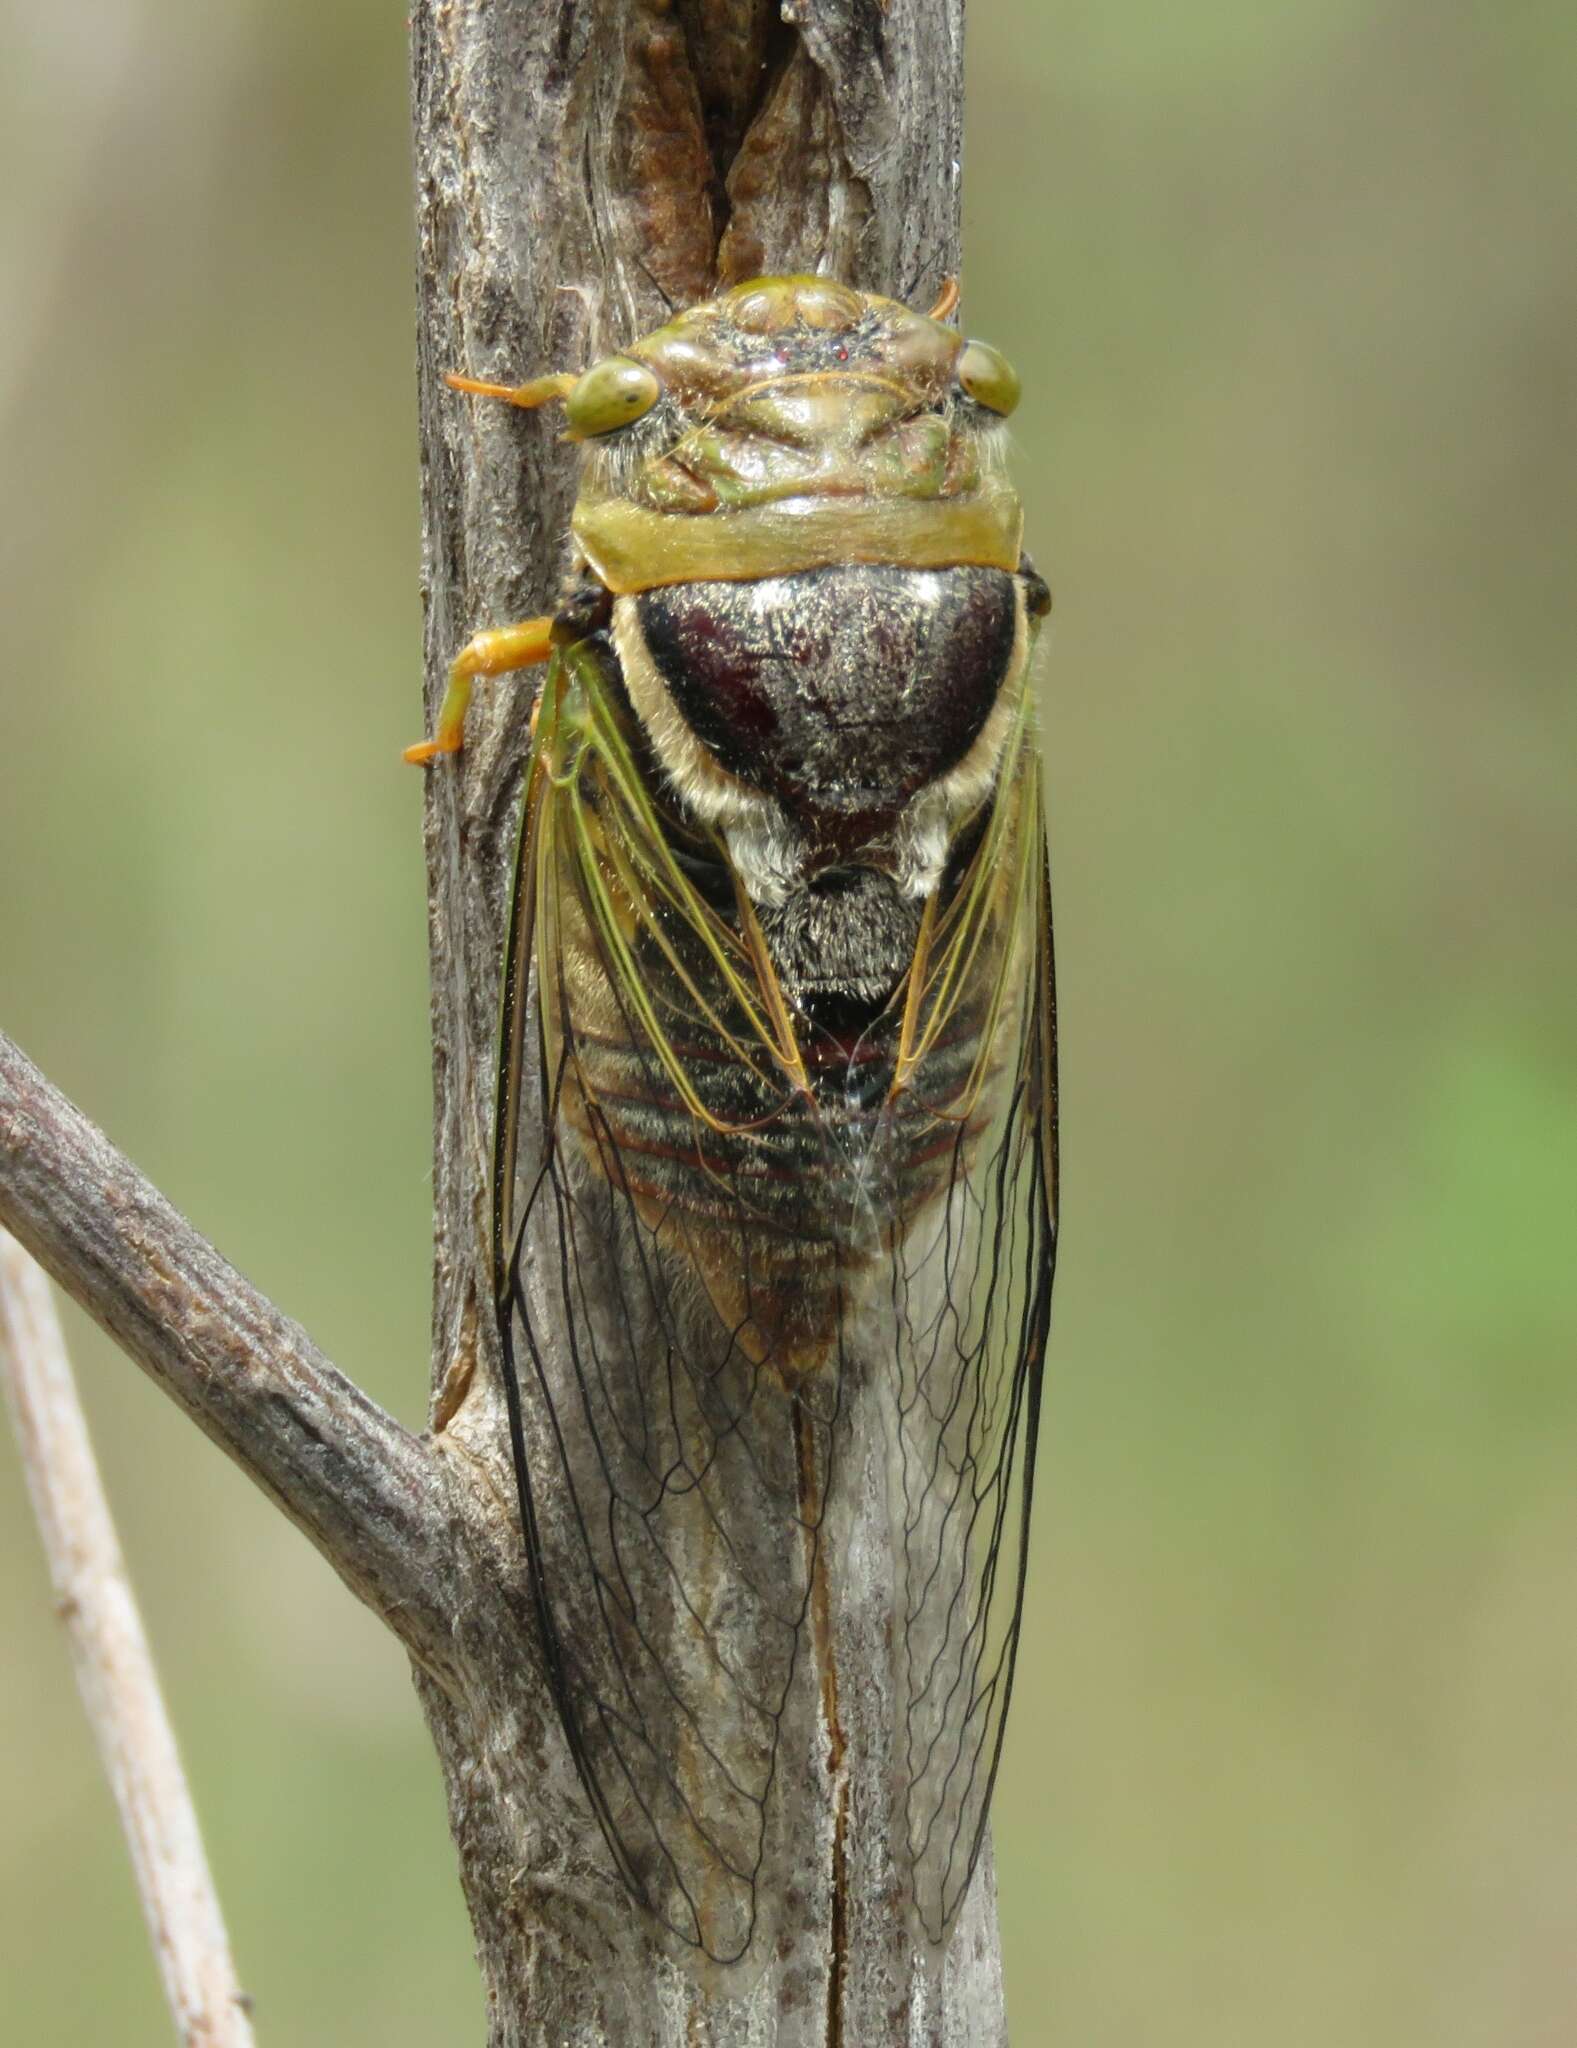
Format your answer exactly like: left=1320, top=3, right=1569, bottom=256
left=564, top=354, right=662, bottom=438
left=956, top=340, right=1021, bottom=418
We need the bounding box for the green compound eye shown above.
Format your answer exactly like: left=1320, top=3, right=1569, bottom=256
left=565, top=355, right=662, bottom=437
left=956, top=339, right=1021, bottom=417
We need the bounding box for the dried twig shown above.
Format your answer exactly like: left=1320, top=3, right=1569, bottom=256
left=1, top=1233, right=257, bottom=2047
left=0, top=1031, right=457, bottom=1672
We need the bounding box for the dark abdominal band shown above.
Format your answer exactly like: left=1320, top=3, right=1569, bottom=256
left=564, top=945, right=992, bottom=1370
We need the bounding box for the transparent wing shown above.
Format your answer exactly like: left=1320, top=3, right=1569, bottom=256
left=492, top=636, right=1057, bottom=1959
left=494, top=641, right=841, bottom=1963
left=885, top=725, right=1057, bottom=1940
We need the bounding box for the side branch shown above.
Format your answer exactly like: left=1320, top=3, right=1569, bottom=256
left=0, top=1030, right=457, bottom=1666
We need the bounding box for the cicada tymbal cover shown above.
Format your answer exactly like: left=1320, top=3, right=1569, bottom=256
left=410, top=275, right=1057, bottom=1967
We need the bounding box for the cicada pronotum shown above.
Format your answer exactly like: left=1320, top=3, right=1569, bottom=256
left=409, top=274, right=1057, bottom=1967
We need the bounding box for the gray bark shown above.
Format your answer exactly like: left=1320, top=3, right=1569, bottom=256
left=3, top=1, right=1010, bottom=2041
left=0, top=1034, right=453, bottom=1665
left=408, top=4, right=998, bottom=2040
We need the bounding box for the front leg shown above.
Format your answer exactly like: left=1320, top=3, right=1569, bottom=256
left=403, top=616, right=555, bottom=764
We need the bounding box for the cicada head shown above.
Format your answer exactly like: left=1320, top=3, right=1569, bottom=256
left=559, top=274, right=1026, bottom=595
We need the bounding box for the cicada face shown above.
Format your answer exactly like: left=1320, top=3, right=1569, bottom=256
left=484, top=275, right=1056, bottom=1968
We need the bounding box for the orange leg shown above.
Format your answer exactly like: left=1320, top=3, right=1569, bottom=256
left=403, top=617, right=555, bottom=764
left=926, top=276, right=960, bottom=324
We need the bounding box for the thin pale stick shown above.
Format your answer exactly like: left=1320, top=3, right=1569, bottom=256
left=0, top=1233, right=258, bottom=2048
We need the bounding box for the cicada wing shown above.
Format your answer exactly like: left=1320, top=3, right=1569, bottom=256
left=885, top=723, right=1058, bottom=1942
left=494, top=637, right=1056, bottom=1958
left=493, top=644, right=842, bottom=1963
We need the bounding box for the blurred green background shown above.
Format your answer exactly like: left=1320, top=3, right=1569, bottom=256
left=3, top=3, right=1574, bottom=2041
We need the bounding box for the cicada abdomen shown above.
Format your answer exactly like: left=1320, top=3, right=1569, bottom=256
left=414, top=276, right=1057, bottom=1968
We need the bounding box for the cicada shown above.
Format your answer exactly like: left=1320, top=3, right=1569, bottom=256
left=409, top=274, right=1057, bottom=1967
